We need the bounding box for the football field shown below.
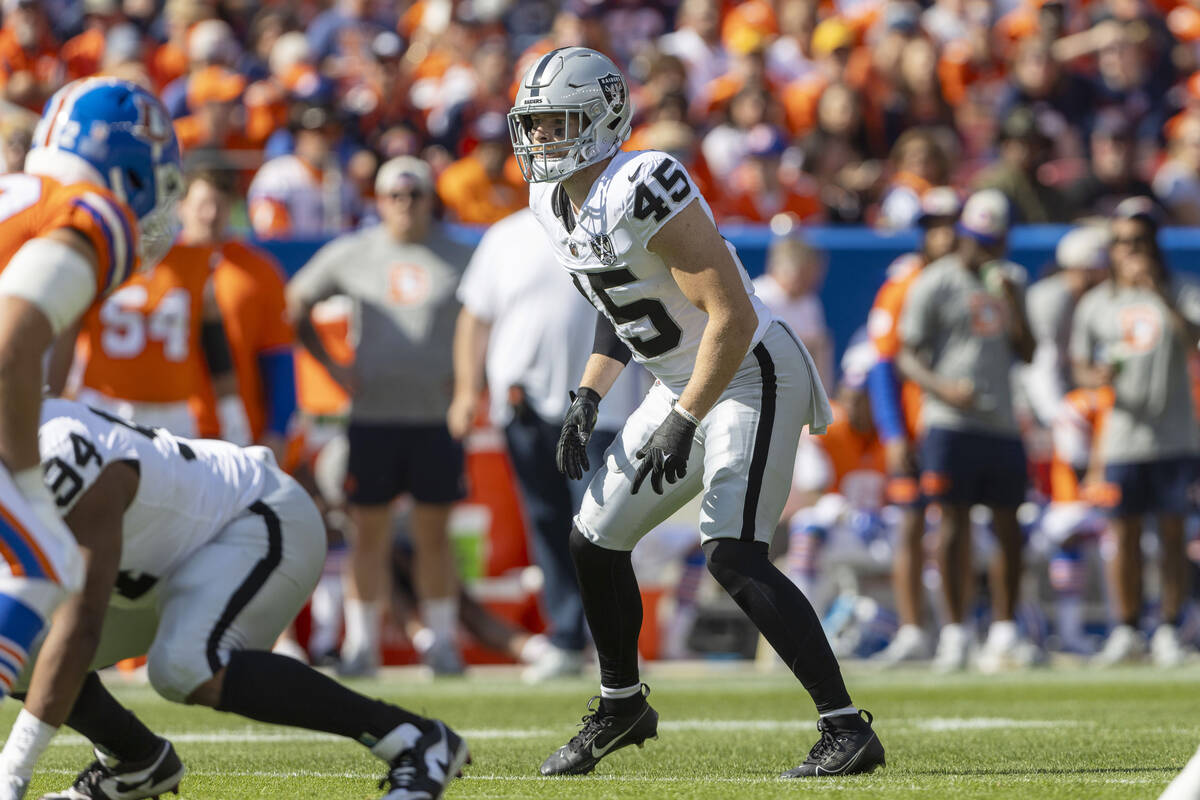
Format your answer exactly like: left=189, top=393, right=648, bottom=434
left=13, top=663, right=1199, bottom=800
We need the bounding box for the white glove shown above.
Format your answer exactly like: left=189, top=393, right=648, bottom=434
left=11, top=469, right=83, bottom=593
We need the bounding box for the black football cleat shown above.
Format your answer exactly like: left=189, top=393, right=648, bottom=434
left=539, top=687, right=658, bottom=776
left=780, top=709, right=886, bottom=778
left=39, top=738, right=184, bottom=799
left=379, top=720, right=470, bottom=800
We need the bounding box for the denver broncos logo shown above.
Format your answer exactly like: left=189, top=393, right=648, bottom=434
left=1117, top=304, right=1162, bottom=354
left=967, top=292, right=1006, bottom=337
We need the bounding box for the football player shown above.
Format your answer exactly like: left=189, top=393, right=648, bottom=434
left=0, top=399, right=468, bottom=800
left=0, top=77, right=181, bottom=707
left=509, top=47, right=884, bottom=778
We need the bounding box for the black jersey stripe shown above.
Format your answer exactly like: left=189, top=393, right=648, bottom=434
left=740, top=341, right=777, bottom=542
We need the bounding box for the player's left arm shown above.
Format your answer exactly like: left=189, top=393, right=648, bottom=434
left=18, top=460, right=134, bottom=736
left=652, top=199, right=758, bottom=419
left=999, top=276, right=1035, bottom=364
left=201, top=279, right=250, bottom=446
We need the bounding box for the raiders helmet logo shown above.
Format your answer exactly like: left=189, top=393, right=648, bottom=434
left=590, top=234, right=617, bottom=265
left=597, top=73, right=625, bottom=113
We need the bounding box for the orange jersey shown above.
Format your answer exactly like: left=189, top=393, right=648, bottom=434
left=1053, top=386, right=1115, bottom=504
left=295, top=296, right=353, bottom=418
left=191, top=241, right=294, bottom=441
left=866, top=253, right=924, bottom=440
left=78, top=243, right=215, bottom=405
left=818, top=402, right=886, bottom=494
left=0, top=173, right=137, bottom=299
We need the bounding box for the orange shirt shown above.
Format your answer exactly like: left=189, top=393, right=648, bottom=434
left=0, top=28, right=63, bottom=109
left=1053, top=387, right=1115, bottom=504
left=867, top=253, right=924, bottom=440
left=819, top=402, right=886, bottom=493
left=190, top=241, right=294, bottom=442
left=296, top=296, right=353, bottom=417
left=435, top=153, right=528, bottom=225
left=716, top=176, right=823, bottom=224
left=0, top=173, right=137, bottom=298
left=78, top=243, right=215, bottom=405
left=77, top=242, right=217, bottom=407
left=62, top=28, right=105, bottom=81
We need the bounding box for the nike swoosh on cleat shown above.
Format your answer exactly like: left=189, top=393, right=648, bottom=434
left=589, top=709, right=650, bottom=759
left=111, top=776, right=156, bottom=795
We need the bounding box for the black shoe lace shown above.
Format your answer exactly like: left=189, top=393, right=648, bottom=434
left=74, top=761, right=114, bottom=798
left=806, top=720, right=842, bottom=764
left=566, top=696, right=613, bottom=752
left=381, top=751, right=419, bottom=792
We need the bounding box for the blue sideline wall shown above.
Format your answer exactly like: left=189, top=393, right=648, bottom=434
left=258, top=225, right=1200, bottom=381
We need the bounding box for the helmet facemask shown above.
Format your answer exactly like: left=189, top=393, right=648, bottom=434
left=508, top=105, right=604, bottom=182
left=135, top=162, right=183, bottom=271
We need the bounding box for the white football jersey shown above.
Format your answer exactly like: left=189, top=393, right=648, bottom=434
left=38, top=399, right=267, bottom=599
left=529, top=150, right=773, bottom=392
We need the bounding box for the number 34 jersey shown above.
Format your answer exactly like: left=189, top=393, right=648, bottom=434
left=529, top=150, right=772, bottom=393
left=37, top=398, right=267, bottom=588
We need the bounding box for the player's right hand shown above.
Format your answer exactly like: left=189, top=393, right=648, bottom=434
left=556, top=388, right=600, bottom=480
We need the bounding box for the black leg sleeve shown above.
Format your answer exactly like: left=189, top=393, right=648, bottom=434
left=569, top=527, right=642, bottom=706
left=216, top=650, right=428, bottom=747
left=703, top=539, right=853, bottom=714
left=65, top=672, right=162, bottom=763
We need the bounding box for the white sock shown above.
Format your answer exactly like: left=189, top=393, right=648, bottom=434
left=342, top=598, right=380, bottom=658
left=369, top=722, right=423, bottom=762
left=600, top=683, right=641, bottom=700
left=820, top=705, right=859, bottom=719
left=421, top=598, right=458, bottom=643
left=940, top=622, right=965, bottom=643
left=308, top=573, right=343, bottom=657
left=0, top=709, right=58, bottom=780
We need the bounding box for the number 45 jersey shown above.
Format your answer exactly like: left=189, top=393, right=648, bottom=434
left=529, top=150, right=773, bottom=392
left=36, top=398, right=267, bottom=593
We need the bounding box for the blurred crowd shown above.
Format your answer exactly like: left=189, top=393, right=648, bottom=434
left=9, top=0, right=1200, bottom=233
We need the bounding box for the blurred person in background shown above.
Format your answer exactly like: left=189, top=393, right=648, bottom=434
left=880, top=36, right=956, bottom=149
left=974, top=106, right=1073, bottom=223
left=766, top=0, right=818, bottom=85
left=436, top=112, right=528, bottom=225
left=449, top=208, right=642, bottom=682
left=866, top=187, right=961, bottom=665
left=181, top=164, right=296, bottom=461
left=799, top=82, right=883, bottom=223
left=162, top=17, right=240, bottom=119
left=657, top=0, right=727, bottom=104
left=715, top=124, right=822, bottom=225
left=898, top=189, right=1036, bottom=672
left=997, top=37, right=1092, bottom=156
left=0, top=111, right=33, bottom=174
left=61, top=0, right=127, bottom=81
left=782, top=16, right=857, bottom=137
left=1072, top=198, right=1200, bottom=668
left=288, top=157, right=473, bottom=677
left=148, top=0, right=213, bottom=92
left=248, top=99, right=362, bottom=239
left=877, top=129, right=953, bottom=229
left=1065, top=110, right=1155, bottom=219
left=0, top=0, right=63, bottom=111
left=701, top=85, right=777, bottom=183
left=1153, top=112, right=1200, bottom=225
left=1024, top=226, right=1112, bottom=430
left=753, top=229, right=834, bottom=389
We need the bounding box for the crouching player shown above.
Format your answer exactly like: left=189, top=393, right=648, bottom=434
left=0, top=399, right=468, bottom=800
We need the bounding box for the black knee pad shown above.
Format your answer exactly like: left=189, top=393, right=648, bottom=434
left=702, top=539, right=769, bottom=590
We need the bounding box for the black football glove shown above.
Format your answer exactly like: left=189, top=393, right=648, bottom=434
left=631, top=406, right=697, bottom=495
left=556, top=387, right=601, bottom=480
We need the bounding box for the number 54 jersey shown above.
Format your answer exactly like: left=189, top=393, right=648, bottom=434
left=529, top=150, right=773, bottom=392
left=36, top=398, right=267, bottom=591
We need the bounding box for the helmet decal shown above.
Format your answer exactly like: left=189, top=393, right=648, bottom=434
left=597, top=73, right=626, bottom=115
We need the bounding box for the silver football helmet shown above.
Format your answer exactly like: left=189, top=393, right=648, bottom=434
left=508, top=47, right=633, bottom=183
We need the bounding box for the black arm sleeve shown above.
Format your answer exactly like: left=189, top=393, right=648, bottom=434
left=593, top=311, right=633, bottom=365
left=201, top=319, right=235, bottom=375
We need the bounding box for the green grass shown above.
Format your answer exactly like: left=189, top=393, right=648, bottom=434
left=15, top=663, right=1200, bottom=799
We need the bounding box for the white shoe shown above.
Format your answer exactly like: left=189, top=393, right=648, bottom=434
left=338, top=645, right=381, bottom=678
left=522, top=645, right=584, bottom=683
left=977, top=621, right=1042, bottom=673
left=873, top=625, right=931, bottom=666
left=932, top=624, right=971, bottom=673
left=1092, top=624, right=1147, bottom=667
left=1152, top=624, right=1189, bottom=667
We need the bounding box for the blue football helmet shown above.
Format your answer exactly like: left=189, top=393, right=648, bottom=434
left=26, top=77, right=184, bottom=270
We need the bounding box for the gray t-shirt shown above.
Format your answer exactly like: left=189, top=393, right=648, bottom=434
left=899, top=254, right=1022, bottom=436
left=289, top=225, right=473, bottom=423
left=1070, top=277, right=1200, bottom=463
left=1023, top=272, right=1075, bottom=425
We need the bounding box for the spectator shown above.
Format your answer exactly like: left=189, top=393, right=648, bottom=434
left=1065, top=110, right=1155, bottom=219
left=0, top=0, right=63, bottom=111
left=448, top=208, right=641, bottom=682
left=716, top=124, right=822, bottom=225
left=800, top=82, right=883, bottom=223
left=248, top=100, right=362, bottom=239
left=1072, top=198, right=1200, bottom=668
left=701, top=85, right=776, bottom=182
left=866, top=186, right=962, bottom=666
left=162, top=17, right=241, bottom=119
left=1153, top=112, right=1200, bottom=225
left=658, top=0, right=727, bottom=104
left=997, top=37, right=1092, bottom=156
left=753, top=229, right=834, bottom=388
left=877, top=129, right=953, bottom=229
left=782, top=16, right=856, bottom=136
left=287, top=157, right=474, bottom=677
left=881, top=36, right=956, bottom=150
left=149, top=0, right=213, bottom=91
left=436, top=112, right=528, bottom=225
left=898, top=189, right=1036, bottom=673
left=974, top=106, right=1073, bottom=223
left=1023, top=225, right=1111, bottom=429
left=0, top=110, right=34, bottom=173
left=172, top=66, right=253, bottom=155
left=61, top=0, right=125, bottom=81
